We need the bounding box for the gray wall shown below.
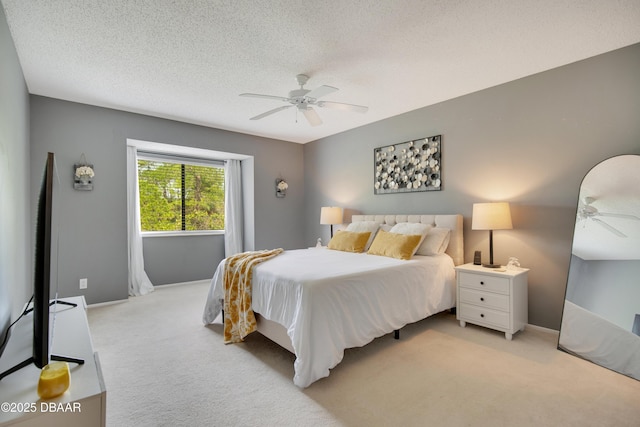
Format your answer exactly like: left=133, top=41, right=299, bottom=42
left=0, top=6, right=30, bottom=347
left=30, top=96, right=305, bottom=303
left=142, top=235, right=225, bottom=286
left=304, top=43, right=640, bottom=330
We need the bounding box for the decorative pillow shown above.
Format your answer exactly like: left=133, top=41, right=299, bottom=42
left=327, top=230, right=371, bottom=253
left=389, top=222, right=432, bottom=257
left=416, top=227, right=451, bottom=256
left=367, top=229, right=423, bottom=260
left=345, top=221, right=380, bottom=251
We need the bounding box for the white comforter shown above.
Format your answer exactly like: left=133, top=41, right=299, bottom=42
left=203, top=248, right=456, bottom=387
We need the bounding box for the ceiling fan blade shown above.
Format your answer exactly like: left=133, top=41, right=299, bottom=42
left=250, top=105, right=292, bottom=120
left=302, top=107, right=322, bottom=126
left=305, top=85, right=338, bottom=100
left=598, top=212, right=640, bottom=221
left=593, top=218, right=627, bottom=238
left=240, top=93, right=290, bottom=102
left=317, top=101, right=369, bottom=113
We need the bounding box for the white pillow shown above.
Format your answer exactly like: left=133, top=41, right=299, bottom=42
left=345, top=221, right=381, bottom=251
left=416, top=227, right=451, bottom=256
left=389, top=222, right=432, bottom=237
left=389, top=222, right=432, bottom=257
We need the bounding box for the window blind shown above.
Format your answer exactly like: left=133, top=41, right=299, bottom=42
left=136, top=153, right=225, bottom=232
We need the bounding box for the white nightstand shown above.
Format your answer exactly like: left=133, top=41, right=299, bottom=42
left=455, top=263, right=529, bottom=340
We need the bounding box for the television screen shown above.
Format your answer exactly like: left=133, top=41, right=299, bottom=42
left=0, top=152, right=82, bottom=381
left=32, top=152, right=54, bottom=368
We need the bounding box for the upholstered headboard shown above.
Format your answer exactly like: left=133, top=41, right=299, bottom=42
left=351, top=214, right=464, bottom=266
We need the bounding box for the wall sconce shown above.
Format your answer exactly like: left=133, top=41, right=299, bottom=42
left=73, top=153, right=94, bottom=191
left=276, top=178, right=288, bottom=198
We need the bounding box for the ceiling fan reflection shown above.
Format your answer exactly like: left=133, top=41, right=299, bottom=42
left=577, top=196, right=640, bottom=238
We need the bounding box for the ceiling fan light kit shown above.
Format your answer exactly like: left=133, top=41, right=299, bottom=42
left=240, top=74, right=368, bottom=126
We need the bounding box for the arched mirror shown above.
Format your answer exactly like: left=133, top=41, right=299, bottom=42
left=558, top=154, right=640, bottom=381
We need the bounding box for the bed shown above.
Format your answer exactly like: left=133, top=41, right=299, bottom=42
left=203, top=214, right=464, bottom=387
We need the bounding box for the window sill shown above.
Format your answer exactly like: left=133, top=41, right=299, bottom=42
left=142, top=230, right=224, bottom=238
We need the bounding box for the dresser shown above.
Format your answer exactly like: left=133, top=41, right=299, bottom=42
left=455, top=263, right=529, bottom=340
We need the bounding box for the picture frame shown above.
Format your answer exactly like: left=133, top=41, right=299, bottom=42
left=73, top=163, right=94, bottom=191
left=374, top=135, right=441, bottom=194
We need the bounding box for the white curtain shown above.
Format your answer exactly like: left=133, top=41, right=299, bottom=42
left=126, top=146, right=154, bottom=296
left=224, top=159, right=243, bottom=256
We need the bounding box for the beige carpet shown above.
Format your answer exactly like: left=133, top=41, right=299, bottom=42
left=87, top=281, right=640, bottom=427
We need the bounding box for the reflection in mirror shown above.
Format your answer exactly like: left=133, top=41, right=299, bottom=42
left=558, top=154, right=640, bottom=381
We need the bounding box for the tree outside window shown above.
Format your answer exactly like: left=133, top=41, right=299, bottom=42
left=137, top=160, right=224, bottom=232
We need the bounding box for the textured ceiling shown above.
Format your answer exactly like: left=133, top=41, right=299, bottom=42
left=2, top=0, right=640, bottom=144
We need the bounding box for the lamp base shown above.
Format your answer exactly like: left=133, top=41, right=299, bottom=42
left=482, top=263, right=502, bottom=269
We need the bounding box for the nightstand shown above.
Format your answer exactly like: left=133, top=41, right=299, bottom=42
left=455, top=263, right=529, bottom=340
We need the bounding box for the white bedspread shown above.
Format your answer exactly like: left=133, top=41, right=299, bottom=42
left=203, top=248, right=456, bottom=387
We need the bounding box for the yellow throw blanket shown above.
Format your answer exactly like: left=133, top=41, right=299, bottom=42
left=223, top=248, right=283, bottom=343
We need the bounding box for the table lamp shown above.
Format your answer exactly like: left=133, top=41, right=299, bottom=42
left=472, top=202, right=513, bottom=268
left=320, top=207, right=343, bottom=238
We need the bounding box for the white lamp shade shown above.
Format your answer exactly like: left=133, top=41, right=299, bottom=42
left=472, top=202, right=513, bottom=230
left=320, top=207, right=343, bottom=225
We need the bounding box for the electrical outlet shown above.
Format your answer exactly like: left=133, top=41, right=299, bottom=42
left=79, top=278, right=88, bottom=289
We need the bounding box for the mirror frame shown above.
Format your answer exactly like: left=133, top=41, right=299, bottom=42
left=557, top=154, right=640, bottom=382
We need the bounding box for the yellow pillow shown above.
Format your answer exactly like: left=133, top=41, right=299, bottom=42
left=327, top=230, right=371, bottom=253
left=367, top=229, right=423, bottom=260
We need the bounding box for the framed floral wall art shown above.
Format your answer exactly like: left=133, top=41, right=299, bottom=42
left=73, top=163, right=94, bottom=191
left=374, top=135, right=442, bottom=194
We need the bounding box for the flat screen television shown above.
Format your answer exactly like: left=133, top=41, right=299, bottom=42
left=0, top=152, right=82, bottom=380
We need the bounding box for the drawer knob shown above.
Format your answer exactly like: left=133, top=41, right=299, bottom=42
left=480, top=281, right=485, bottom=285
left=480, top=313, right=485, bottom=318
left=480, top=297, right=485, bottom=302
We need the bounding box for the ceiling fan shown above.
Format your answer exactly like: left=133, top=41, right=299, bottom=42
left=577, top=196, right=640, bottom=237
left=240, top=74, right=368, bottom=126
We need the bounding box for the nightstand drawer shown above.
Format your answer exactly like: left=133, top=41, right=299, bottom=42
left=459, top=288, right=509, bottom=311
left=459, top=303, right=510, bottom=328
left=458, top=272, right=510, bottom=294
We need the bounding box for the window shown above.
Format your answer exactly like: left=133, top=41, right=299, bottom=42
left=137, top=155, right=225, bottom=232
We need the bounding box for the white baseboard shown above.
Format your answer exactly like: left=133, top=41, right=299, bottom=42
left=155, top=279, right=210, bottom=288
left=527, top=323, right=559, bottom=336
left=87, top=298, right=128, bottom=308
